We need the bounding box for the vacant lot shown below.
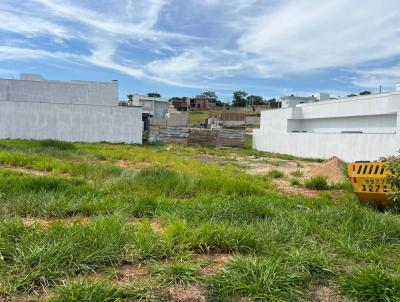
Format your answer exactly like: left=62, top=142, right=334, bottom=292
left=0, top=139, right=399, bottom=301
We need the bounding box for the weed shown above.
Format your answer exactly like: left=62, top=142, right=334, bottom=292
left=289, top=177, right=301, bottom=186
left=291, top=169, right=303, bottom=177
left=210, top=256, right=304, bottom=301
left=267, top=169, right=284, bottom=179
left=338, top=267, right=400, bottom=301
left=305, top=176, right=328, bottom=190
left=49, top=280, right=150, bottom=302
left=150, top=258, right=202, bottom=286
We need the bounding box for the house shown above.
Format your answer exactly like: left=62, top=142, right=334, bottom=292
left=169, top=97, right=190, bottom=111
left=190, top=95, right=211, bottom=110
left=0, top=74, right=142, bottom=144
left=253, top=87, right=400, bottom=162
left=131, top=94, right=169, bottom=117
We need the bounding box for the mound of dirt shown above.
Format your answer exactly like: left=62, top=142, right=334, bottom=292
left=308, top=156, right=346, bottom=183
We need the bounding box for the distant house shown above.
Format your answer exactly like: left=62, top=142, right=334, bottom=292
left=190, top=95, right=210, bottom=110
left=131, top=94, right=169, bottom=118
left=170, top=97, right=190, bottom=111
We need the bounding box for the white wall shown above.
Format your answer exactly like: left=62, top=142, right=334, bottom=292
left=0, top=75, right=142, bottom=144
left=253, top=92, right=400, bottom=162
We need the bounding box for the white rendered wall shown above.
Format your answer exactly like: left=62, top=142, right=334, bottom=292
left=0, top=76, right=142, bottom=144
left=0, top=100, right=142, bottom=144
left=253, top=92, right=400, bottom=162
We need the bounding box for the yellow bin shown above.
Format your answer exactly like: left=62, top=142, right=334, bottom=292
left=348, top=162, right=391, bottom=207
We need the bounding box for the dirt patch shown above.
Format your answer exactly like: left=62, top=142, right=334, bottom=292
left=308, top=156, right=346, bottom=184
left=273, top=179, right=318, bottom=198
left=21, top=216, right=92, bottom=229
left=244, top=157, right=320, bottom=177
left=166, top=285, right=206, bottom=302
left=196, top=254, right=231, bottom=275
left=113, top=263, right=148, bottom=285
left=116, top=160, right=152, bottom=169
left=129, top=218, right=164, bottom=235
left=4, top=166, right=51, bottom=177
left=304, top=284, right=341, bottom=302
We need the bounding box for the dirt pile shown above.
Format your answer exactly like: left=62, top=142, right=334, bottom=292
left=308, top=156, right=346, bottom=183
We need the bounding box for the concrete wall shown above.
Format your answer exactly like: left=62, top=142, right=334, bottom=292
left=253, top=92, right=400, bottom=162
left=0, top=75, right=142, bottom=144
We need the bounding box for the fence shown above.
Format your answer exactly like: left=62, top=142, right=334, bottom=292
left=149, top=126, right=246, bottom=147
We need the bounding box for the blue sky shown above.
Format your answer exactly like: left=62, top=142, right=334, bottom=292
left=1, top=0, right=400, bottom=101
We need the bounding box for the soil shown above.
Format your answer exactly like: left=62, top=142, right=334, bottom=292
left=129, top=218, right=165, bottom=235
left=3, top=166, right=51, bottom=177
left=273, top=178, right=318, bottom=198
left=166, top=285, right=206, bottom=302
left=196, top=254, right=231, bottom=275
left=115, top=160, right=152, bottom=169
left=303, top=284, right=342, bottom=302
left=113, top=263, right=148, bottom=285
left=308, top=156, right=346, bottom=184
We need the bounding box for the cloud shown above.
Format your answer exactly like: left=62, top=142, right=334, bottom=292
left=32, top=0, right=190, bottom=41
left=1, top=0, right=400, bottom=93
left=0, top=11, right=71, bottom=39
left=237, top=0, right=400, bottom=75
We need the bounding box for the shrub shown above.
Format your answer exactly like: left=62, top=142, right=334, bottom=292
left=267, top=169, right=284, bottom=179
left=388, top=159, right=400, bottom=203
left=304, top=176, right=328, bottom=190
left=210, top=256, right=304, bottom=301
left=338, top=267, right=400, bottom=301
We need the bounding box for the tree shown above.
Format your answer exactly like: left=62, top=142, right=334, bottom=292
left=360, top=91, right=371, bottom=95
left=147, top=92, right=161, bottom=98
left=127, top=94, right=133, bottom=103
left=265, top=98, right=279, bottom=109
left=246, top=95, right=265, bottom=106
left=232, top=91, right=248, bottom=107
left=347, top=94, right=357, bottom=97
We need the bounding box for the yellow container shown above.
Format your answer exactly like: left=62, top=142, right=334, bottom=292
left=347, top=162, right=391, bottom=207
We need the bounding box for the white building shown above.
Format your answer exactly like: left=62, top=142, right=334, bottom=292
left=0, top=74, right=142, bottom=144
left=253, top=89, right=400, bottom=162
left=131, top=94, right=168, bottom=117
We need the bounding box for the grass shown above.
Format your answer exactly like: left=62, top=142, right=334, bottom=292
left=0, top=139, right=399, bottom=301
left=305, top=175, right=329, bottom=190
left=210, top=256, right=304, bottom=301
left=266, top=169, right=284, bottom=178
left=338, top=267, right=400, bottom=301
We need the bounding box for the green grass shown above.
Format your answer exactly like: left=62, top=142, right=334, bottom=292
left=0, top=139, right=399, bottom=300
left=266, top=169, right=284, bottom=178
left=210, top=256, right=304, bottom=301
left=339, top=267, right=400, bottom=301
left=305, top=175, right=329, bottom=190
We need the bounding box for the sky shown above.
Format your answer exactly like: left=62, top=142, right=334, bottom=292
left=1, top=0, right=400, bottom=101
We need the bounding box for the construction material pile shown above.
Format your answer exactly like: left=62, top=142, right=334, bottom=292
left=308, top=156, right=346, bottom=183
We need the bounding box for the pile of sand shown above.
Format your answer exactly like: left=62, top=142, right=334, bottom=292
left=308, top=156, right=346, bottom=183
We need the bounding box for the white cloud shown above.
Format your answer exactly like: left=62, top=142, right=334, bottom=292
left=0, top=11, right=71, bottom=39
left=237, top=0, right=400, bottom=75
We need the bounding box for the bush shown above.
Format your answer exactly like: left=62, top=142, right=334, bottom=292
left=267, top=170, right=284, bottom=179
left=338, top=267, right=400, bottom=301
left=388, top=159, right=400, bottom=203
left=305, top=176, right=328, bottom=190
